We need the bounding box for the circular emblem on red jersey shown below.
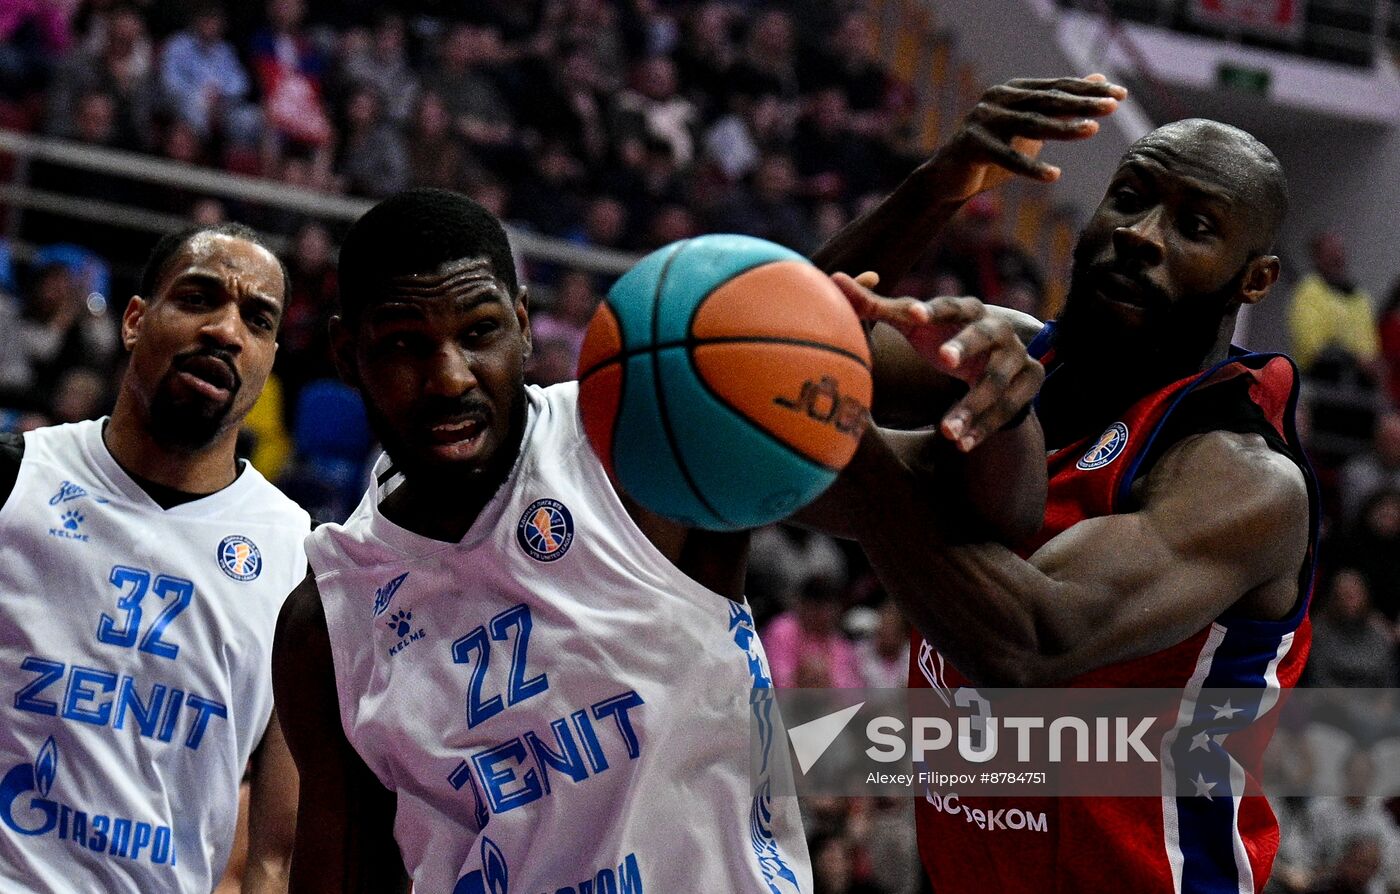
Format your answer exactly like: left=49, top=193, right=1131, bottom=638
left=1076, top=422, right=1130, bottom=471
left=517, top=499, right=574, bottom=562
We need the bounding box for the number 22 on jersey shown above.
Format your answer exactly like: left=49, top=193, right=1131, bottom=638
left=452, top=604, right=549, bottom=728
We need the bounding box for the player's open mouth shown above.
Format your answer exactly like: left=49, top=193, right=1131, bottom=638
left=426, top=416, right=490, bottom=460
left=1097, top=272, right=1151, bottom=309
left=174, top=355, right=237, bottom=401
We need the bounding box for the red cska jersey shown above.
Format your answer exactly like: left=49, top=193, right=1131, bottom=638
left=911, top=325, right=1319, bottom=893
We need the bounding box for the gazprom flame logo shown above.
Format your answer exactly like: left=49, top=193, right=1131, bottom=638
left=34, top=737, right=57, bottom=797
left=0, top=736, right=61, bottom=836
left=516, top=499, right=573, bottom=562
left=217, top=535, right=263, bottom=582
left=1076, top=422, right=1130, bottom=471
left=452, top=835, right=509, bottom=894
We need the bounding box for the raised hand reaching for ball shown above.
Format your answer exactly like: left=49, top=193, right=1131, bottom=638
left=832, top=272, right=1043, bottom=452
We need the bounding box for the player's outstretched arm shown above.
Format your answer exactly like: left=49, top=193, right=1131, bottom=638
left=843, top=426, right=1310, bottom=686
left=835, top=274, right=1045, bottom=449
left=810, top=75, right=1125, bottom=290
left=273, top=575, right=410, bottom=894
left=803, top=417, right=1045, bottom=547
left=801, top=274, right=1046, bottom=543
left=241, top=710, right=297, bottom=894
left=807, top=76, right=1121, bottom=432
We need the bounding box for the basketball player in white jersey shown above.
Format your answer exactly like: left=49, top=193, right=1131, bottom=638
left=0, top=223, right=310, bottom=892
left=271, top=188, right=1056, bottom=894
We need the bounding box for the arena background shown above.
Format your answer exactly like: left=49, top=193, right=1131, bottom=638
left=1, top=1, right=1397, bottom=891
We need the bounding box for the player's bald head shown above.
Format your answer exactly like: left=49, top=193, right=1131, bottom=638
left=1122, top=119, right=1288, bottom=253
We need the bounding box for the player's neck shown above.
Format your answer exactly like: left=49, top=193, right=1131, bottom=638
left=103, top=400, right=241, bottom=494
left=381, top=473, right=497, bottom=543
left=1039, top=369, right=1135, bottom=449
left=1041, top=336, right=1234, bottom=449
left=380, top=401, right=529, bottom=542
left=1038, top=362, right=1176, bottom=449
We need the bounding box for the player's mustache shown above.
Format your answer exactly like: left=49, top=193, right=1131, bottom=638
left=416, top=396, right=492, bottom=427
left=172, top=348, right=241, bottom=394
left=1093, top=264, right=1170, bottom=312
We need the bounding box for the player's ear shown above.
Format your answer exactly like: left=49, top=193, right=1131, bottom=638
left=121, top=296, right=146, bottom=352
left=516, top=285, right=532, bottom=359
left=1239, top=255, right=1280, bottom=306
left=328, top=315, right=360, bottom=387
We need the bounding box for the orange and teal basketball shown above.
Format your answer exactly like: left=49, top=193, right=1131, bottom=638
left=576, top=234, right=873, bottom=531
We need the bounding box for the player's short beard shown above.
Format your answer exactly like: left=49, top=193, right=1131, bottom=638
left=1054, top=235, right=1247, bottom=392
left=147, top=370, right=239, bottom=451
left=367, top=375, right=529, bottom=499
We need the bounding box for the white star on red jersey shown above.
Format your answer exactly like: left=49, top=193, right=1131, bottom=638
left=1209, top=700, right=1242, bottom=720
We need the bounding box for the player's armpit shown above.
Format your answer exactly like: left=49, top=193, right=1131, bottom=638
left=273, top=575, right=409, bottom=894
left=241, top=710, right=297, bottom=894
left=0, top=431, right=25, bottom=513
left=867, top=324, right=962, bottom=430
left=1024, top=430, right=1310, bottom=681
left=795, top=419, right=1045, bottom=546
left=846, top=428, right=1308, bottom=687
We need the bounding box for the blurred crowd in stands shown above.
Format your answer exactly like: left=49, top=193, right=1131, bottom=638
left=0, top=0, right=939, bottom=519
left=3, top=1, right=1400, bottom=892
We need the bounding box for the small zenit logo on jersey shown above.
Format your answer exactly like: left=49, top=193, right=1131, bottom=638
left=517, top=499, right=573, bottom=562
left=217, top=535, right=262, bottom=581
left=48, top=481, right=87, bottom=505
left=372, top=572, right=409, bottom=618
left=1076, top=422, right=1130, bottom=471
left=453, top=835, right=508, bottom=894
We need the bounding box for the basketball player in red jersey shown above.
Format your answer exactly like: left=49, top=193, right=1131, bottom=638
left=820, top=81, right=1315, bottom=892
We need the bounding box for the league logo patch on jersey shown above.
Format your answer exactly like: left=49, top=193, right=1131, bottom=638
left=217, top=535, right=262, bottom=581
left=516, top=499, right=574, bottom=562
left=1076, top=422, right=1130, bottom=471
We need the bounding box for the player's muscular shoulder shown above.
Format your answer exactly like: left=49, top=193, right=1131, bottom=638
left=277, top=574, right=326, bottom=638
left=985, top=305, right=1044, bottom=347
left=274, top=574, right=332, bottom=687
left=1137, top=429, right=1310, bottom=618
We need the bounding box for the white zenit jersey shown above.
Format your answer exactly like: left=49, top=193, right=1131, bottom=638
left=0, top=420, right=310, bottom=893
left=309, top=382, right=811, bottom=894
